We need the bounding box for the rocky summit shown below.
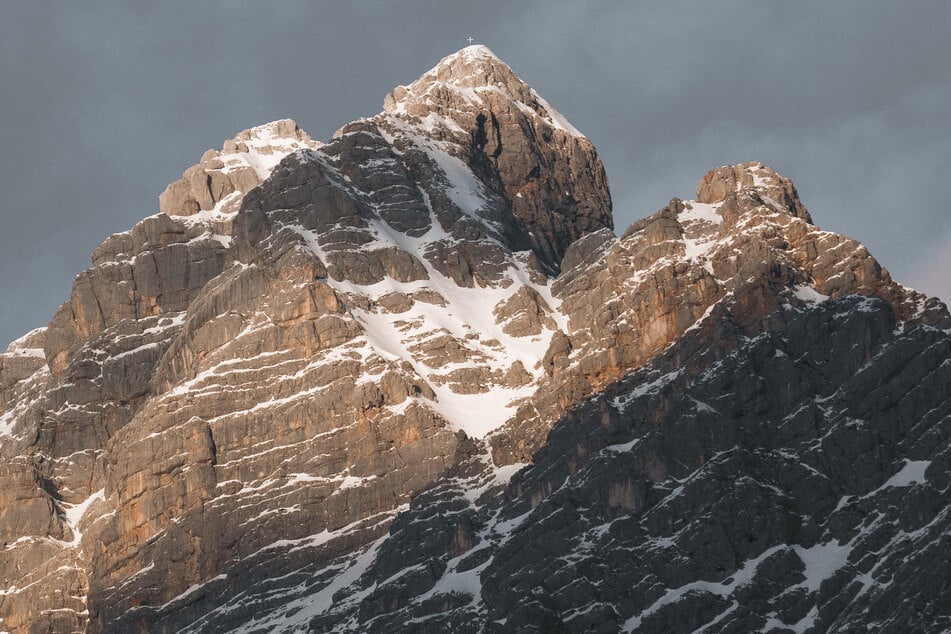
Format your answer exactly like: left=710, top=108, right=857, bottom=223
left=0, top=45, right=948, bottom=634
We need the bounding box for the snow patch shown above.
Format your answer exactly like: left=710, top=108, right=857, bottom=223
left=678, top=201, right=722, bottom=273
left=157, top=574, right=228, bottom=612
left=622, top=545, right=785, bottom=631
left=284, top=210, right=562, bottom=439
left=3, top=327, right=47, bottom=356
left=793, top=284, right=830, bottom=303
left=339, top=475, right=378, bottom=490
left=217, top=120, right=322, bottom=181
left=793, top=541, right=853, bottom=592
left=140, top=312, right=187, bottom=336
left=750, top=167, right=771, bottom=189
left=881, top=460, right=930, bottom=487
left=57, top=489, right=105, bottom=546
left=0, top=409, right=16, bottom=438
left=529, top=90, right=584, bottom=137
left=610, top=369, right=683, bottom=413
left=679, top=201, right=723, bottom=226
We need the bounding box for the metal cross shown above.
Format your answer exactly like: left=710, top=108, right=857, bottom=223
left=467, top=37, right=474, bottom=45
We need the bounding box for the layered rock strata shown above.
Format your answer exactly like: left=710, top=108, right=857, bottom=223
left=0, top=46, right=612, bottom=633
left=0, top=46, right=948, bottom=634
left=195, top=158, right=949, bottom=633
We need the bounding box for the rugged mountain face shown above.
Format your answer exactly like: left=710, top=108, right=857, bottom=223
left=0, top=46, right=948, bottom=634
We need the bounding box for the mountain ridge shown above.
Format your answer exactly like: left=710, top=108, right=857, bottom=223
left=0, top=47, right=949, bottom=633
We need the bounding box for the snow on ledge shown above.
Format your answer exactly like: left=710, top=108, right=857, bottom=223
left=793, top=284, right=830, bottom=303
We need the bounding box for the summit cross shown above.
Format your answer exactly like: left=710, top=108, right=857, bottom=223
left=467, top=36, right=474, bottom=45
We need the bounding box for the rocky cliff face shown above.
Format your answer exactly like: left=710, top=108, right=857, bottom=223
left=1, top=46, right=948, bottom=634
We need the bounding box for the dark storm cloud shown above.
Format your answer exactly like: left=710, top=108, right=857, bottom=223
left=2, top=2, right=949, bottom=346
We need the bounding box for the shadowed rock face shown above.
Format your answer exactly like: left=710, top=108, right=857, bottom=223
left=332, top=294, right=950, bottom=634
left=380, top=45, right=613, bottom=272
left=489, top=160, right=947, bottom=466
left=0, top=47, right=949, bottom=634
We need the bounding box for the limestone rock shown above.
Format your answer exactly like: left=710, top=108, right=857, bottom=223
left=493, top=286, right=556, bottom=337
left=696, top=160, right=811, bottom=223
left=0, top=46, right=949, bottom=634
left=158, top=119, right=321, bottom=217
left=489, top=160, right=949, bottom=464
left=380, top=45, right=613, bottom=272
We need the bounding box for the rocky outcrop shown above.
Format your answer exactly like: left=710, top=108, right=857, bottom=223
left=158, top=119, right=321, bottom=218
left=489, top=160, right=948, bottom=464
left=381, top=45, right=613, bottom=272
left=0, top=121, right=322, bottom=634
left=0, top=46, right=948, bottom=634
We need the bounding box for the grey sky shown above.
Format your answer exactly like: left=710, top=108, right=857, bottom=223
left=2, top=2, right=949, bottom=347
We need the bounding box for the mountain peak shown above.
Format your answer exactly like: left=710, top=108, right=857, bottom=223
left=422, top=44, right=515, bottom=88
left=372, top=47, right=610, bottom=272
left=382, top=46, right=582, bottom=138
left=158, top=118, right=320, bottom=217
left=2, top=42, right=950, bottom=634
left=445, top=43, right=501, bottom=62
left=696, top=161, right=812, bottom=223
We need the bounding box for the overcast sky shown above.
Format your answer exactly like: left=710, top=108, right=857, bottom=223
left=2, top=2, right=949, bottom=346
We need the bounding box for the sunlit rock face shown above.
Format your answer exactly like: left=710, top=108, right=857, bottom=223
left=0, top=46, right=948, bottom=634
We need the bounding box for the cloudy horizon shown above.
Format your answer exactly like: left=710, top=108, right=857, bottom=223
left=2, top=2, right=949, bottom=347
